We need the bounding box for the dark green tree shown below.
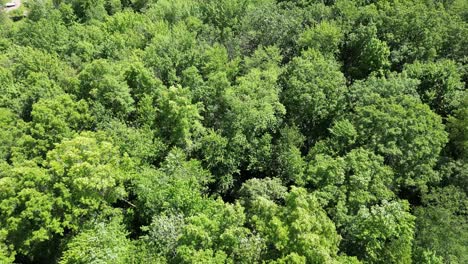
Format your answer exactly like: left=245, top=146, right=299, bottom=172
left=281, top=48, right=347, bottom=142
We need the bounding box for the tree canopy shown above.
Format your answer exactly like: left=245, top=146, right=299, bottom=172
left=0, top=0, right=466, bottom=263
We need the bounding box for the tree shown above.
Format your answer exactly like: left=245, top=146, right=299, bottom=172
left=0, top=230, right=15, bottom=264
left=145, top=0, right=198, bottom=25
left=14, top=12, right=70, bottom=54
left=246, top=187, right=343, bottom=263
left=342, top=24, right=390, bottom=80
left=45, top=132, right=131, bottom=224
left=102, top=10, right=156, bottom=58
left=60, top=216, right=134, bottom=264
left=0, top=46, right=74, bottom=119
left=67, top=0, right=107, bottom=22
left=346, top=73, right=420, bottom=107
left=26, top=0, right=57, bottom=22
left=99, top=120, right=166, bottom=166
left=447, top=92, right=468, bottom=160
left=349, top=96, right=447, bottom=190
left=413, top=186, right=468, bottom=263
left=133, top=148, right=212, bottom=222
left=144, top=22, right=202, bottom=86
left=373, top=0, right=456, bottom=68
left=220, top=46, right=285, bottom=175
left=404, top=59, right=465, bottom=117
left=305, top=149, right=417, bottom=263
left=281, top=48, right=347, bottom=142
left=0, top=0, right=466, bottom=262
left=175, top=200, right=262, bottom=264
left=270, top=126, right=306, bottom=185
left=297, top=20, right=343, bottom=56
left=238, top=177, right=287, bottom=209
left=122, top=60, right=164, bottom=105
left=195, top=129, right=238, bottom=193
left=78, top=59, right=134, bottom=119
left=321, top=75, right=447, bottom=191
left=307, top=149, right=395, bottom=224
left=239, top=1, right=303, bottom=57
left=197, top=0, right=251, bottom=39
left=23, top=94, right=93, bottom=160
left=0, top=162, right=60, bottom=262
left=140, top=213, right=185, bottom=260
left=3, top=131, right=130, bottom=260
left=0, top=108, right=25, bottom=162
left=343, top=200, right=415, bottom=264
left=154, top=85, right=204, bottom=150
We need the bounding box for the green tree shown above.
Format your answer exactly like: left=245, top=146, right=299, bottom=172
left=0, top=133, right=130, bottom=261
left=373, top=0, right=456, bottom=68
left=404, top=59, right=465, bottom=116
left=133, top=148, right=212, bottom=222
left=281, top=49, right=347, bottom=142
left=271, top=126, right=306, bottom=185
left=99, top=120, right=166, bottom=166
left=144, top=22, right=202, bottom=85
left=154, top=85, right=204, bottom=150
left=343, top=200, right=415, bottom=264
left=346, top=73, right=420, bottom=107
left=305, top=149, right=416, bottom=263
left=122, top=60, right=164, bottom=104
left=197, top=0, right=251, bottom=39
left=413, top=186, right=468, bottom=264
left=78, top=59, right=134, bottom=119
left=60, top=216, right=134, bottom=264
left=175, top=200, right=262, bottom=264
left=145, top=0, right=197, bottom=25
left=45, top=132, right=131, bottom=225
left=21, top=94, right=93, bottom=160
left=0, top=108, right=25, bottom=162
left=447, top=92, right=468, bottom=160
left=307, top=149, right=395, bottom=224
left=67, top=0, right=107, bottom=22
left=238, top=177, right=287, bottom=209
left=221, top=46, right=285, bottom=174
left=342, top=24, right=390, bottom=80
left=15, top=13, right=70, bottom=54
left=247, top=187, right=343, bottom=263
left=140, top=213, right=185, bottom=260
left=239, top=1, right=303, bottom=57
left=0, top=46, right=74, bottom=119
left=349, top=96, right=447, bottom=190
left=102, top=11, right=156, bottom=59
left=0, top=162, right=60, bottom=261
left=298, top=20, right=343, bottom=56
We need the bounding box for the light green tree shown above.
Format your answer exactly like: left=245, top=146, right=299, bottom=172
left=343, top=200, right=415, bottom=264
left=246, top=187, right=343, bottom=263
left=60, top=216, right=134, bottom=264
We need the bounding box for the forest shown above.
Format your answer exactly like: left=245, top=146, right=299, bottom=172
left=0, top=0, right=466, bottom=263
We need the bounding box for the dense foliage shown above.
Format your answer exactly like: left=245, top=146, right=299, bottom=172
left=0, top=0, right=466, bottom=263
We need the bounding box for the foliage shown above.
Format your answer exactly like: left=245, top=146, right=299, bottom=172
left=404, top=59, right=465, bottom=116
left=133, top=148, right=212, bottom=222
left=0, top=0, right=466, bottom=263
left=246, top=187, right=343, bottom=263
left=343, top=200, right=415, bottom=264
left=281, top=48, right=347, bottom=142
left=60, top=216, right=134, bottom=264
left=413, top=186, right=468, bottom=263
left=342, top=23, right=390, bottom=80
